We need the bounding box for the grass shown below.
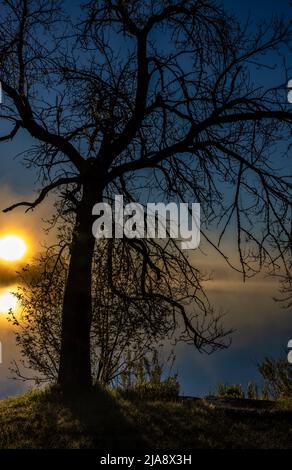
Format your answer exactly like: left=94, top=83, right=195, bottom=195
left=0, top=386, right=292, bottom=449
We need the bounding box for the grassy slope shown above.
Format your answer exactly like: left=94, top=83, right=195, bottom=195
left=0, top=387, right=292, bottom=449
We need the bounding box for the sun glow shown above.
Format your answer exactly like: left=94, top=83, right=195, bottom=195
left=0, top=291, right=17, bottom=313
left=0, top=235, right=27, bottom=262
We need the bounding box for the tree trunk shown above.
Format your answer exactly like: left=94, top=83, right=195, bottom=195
left=58, top=181, right=100, bottom=389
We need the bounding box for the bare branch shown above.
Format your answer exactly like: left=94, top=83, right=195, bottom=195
left=3, top=177, right=79, bottom=213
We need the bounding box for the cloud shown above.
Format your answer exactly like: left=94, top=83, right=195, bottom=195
left=0, top=181, right=58, bottom=396
left=0, top=265, right=19, bottom=287
left=0, top=326, right=30, bottom=399
left=0, top=184, right=56, bottom=261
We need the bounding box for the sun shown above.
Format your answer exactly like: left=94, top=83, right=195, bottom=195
left=0, top=291, right=17, bottom=313
left=0, top=235, right=27, bottom=262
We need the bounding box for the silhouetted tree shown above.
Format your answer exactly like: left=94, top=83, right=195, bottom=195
left=10, top=241, right=177, bottom=385
left=0, top=0, right=291, bottom=389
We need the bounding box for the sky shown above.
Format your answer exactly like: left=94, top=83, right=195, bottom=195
left=0, top=0, right=291, bottom=398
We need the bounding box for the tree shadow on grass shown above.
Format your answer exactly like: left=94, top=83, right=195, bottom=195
left=31, top=385, right=146, bottom=449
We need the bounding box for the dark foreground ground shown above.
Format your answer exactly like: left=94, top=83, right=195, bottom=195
left=0, top=387, right=291, bottom=449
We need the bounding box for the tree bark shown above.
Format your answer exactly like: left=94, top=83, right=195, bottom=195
left=58, top=180, right=100, bottom=389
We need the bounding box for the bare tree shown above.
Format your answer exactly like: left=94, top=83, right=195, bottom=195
left=0, top=0, right=291, bottom=389
left=10, top=240, right=179, bottom=386
left=12, top=213, right=219, bottom=385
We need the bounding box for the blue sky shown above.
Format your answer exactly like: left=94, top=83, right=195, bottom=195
left=1, top=0, right=291, bottom=192
left=1, top=0, right=291, bottom=191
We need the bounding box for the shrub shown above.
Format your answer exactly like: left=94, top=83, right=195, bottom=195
left=119, top=376, right=180, bottom=401
left=258, top=357, right=292, bottom=399
left=217, top=383, right=245, bottom=399
left=118, top=350, right=180, bottom=401
left=247, top=381, right=259, bottom=400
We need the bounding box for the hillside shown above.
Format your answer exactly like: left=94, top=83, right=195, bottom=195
left=0, top=387, right=292, bottom=449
